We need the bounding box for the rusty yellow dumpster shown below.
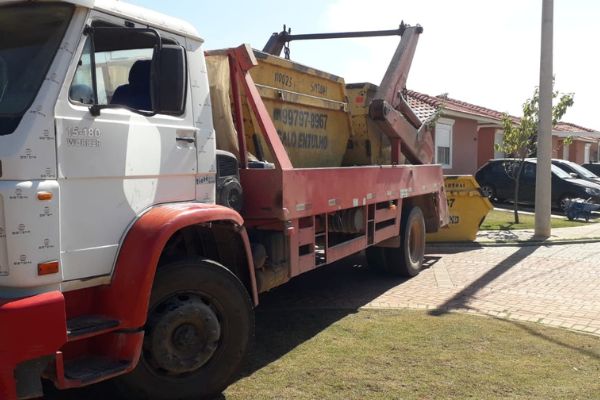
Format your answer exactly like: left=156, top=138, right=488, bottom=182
left=248, top=50, right=353, bottom=168
left=427, top=175, right=493, bottom=242
left=206, top=50, right=353, bottom=168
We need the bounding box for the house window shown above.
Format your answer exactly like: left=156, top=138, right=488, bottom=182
left=435, top=118, right=454, bottom=168
left=585, top=143, right=591, bottom=164
left=562, top=142, right=570, bottom=160
left=494, top=130, right=505, bottom=158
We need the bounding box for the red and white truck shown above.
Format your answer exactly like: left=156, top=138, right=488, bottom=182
left=0, top=1, right=447, bottom=398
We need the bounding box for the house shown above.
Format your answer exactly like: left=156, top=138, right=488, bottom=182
left=552, top=123, right=600, bottom=164
left=405, top=90, right=600, bottom=174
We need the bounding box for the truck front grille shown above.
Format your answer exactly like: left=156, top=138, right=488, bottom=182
left=217, top=152, right=239, bottom=178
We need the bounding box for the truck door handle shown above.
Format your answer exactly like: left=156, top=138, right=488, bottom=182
left=176, top=128, right=198, bottom=144
left=176, top=136, right=196, bottom=143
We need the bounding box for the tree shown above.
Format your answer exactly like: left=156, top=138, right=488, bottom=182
left=495, top=85, right=574, bottom=223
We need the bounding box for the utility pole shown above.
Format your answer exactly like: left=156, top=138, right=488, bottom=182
left=535, top=0, right=553, bottom=238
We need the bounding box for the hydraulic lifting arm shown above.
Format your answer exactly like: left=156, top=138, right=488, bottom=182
left=262, top=25, right=407, bottom=58
left=262, top=22, right=434, bottom=165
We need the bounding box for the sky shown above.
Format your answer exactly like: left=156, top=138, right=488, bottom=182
left=129, top=0, right=600, bottom=130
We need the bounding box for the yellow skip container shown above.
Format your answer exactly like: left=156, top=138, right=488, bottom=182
left=247, top=50, right=353, bottom=168
left=427, top=175, right=493, bottom=242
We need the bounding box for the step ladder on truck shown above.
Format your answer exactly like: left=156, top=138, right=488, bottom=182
left=0, top=1, right=447, bottom=398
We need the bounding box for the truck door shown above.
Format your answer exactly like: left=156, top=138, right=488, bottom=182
left=54, top=18, right=197, bottom=284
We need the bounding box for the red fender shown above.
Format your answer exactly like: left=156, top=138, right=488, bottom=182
left=95, top=203, right=257, bottom=329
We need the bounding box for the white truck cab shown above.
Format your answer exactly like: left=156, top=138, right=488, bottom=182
left=0, top=0, right=215, bottom=297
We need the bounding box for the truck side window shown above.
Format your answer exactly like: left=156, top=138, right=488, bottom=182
left=70, top=28, right=155, bottom=111
left=70, top=39, right=95, bottom=105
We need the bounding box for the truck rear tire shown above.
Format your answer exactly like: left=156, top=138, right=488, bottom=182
left=114, top=258, right=254, bottom=400
left=384, top=206, right=426, bottom=277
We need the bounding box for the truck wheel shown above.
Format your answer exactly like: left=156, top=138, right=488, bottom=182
left=115, top=259, right=254, bottom=400
left=384, top=206, right=426, bottom=277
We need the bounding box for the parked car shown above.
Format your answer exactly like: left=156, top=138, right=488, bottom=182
left=582, top=163, right=600, bottom=176
left=475, top=158, right=600, bottom=210
left=550, top=159, right=600, bottom=184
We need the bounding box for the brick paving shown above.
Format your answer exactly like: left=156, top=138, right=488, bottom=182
left=259, top=241, right=600, bottom=336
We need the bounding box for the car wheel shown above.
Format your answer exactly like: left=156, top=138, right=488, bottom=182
left=559, top=194, right=575, bottom=212
left=480, top=184, right=496, bottom=201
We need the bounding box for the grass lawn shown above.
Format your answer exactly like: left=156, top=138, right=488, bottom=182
left=49, top=309, right=600, bottom=399
left=226, top=309, right=600, bottom=400
left=480, top=209, right=593, bottom=230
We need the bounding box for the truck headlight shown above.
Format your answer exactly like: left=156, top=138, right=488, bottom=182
left=584, top=187, right=600, bottom=196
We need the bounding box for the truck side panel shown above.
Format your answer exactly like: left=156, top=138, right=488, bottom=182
left=242, top=164, right=444, bottom=221
left=241, top=164, right=446, bottom=291
left=185, top=36, right=218, bottom=204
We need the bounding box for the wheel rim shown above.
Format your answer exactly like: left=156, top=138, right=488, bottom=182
left=408, top=216, right=425, bottom=265
left=144, top=293, right=222, bottom=376
left=560, top=197, right=571, bottom=211
left=481, top=185, right=494, bottom=199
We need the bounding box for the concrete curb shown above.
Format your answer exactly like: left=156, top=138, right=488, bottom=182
left=427, top=237, right=600, bottom=249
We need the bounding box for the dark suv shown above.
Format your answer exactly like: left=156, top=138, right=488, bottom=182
left=551, top=159, right=600, bottom=184
left=582, top=163, right=600, bottom=176
left=475, top=159, right=600, bottom=210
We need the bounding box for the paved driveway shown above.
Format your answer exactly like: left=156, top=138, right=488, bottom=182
left=259, top=242, right=600, bottom=336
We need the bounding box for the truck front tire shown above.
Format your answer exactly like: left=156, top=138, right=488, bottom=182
left=115, top=258, right=254, bottom=400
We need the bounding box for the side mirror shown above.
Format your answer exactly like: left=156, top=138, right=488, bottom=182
left=570, top=172, right=578, bottom=178
left=154, top=45, right=187, bottom=115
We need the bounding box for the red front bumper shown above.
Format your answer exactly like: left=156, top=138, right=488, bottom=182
left=0, top=291, right=67, bottom=399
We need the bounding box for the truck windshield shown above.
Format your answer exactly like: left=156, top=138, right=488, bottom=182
left=0, top=3, right=73, bottom=136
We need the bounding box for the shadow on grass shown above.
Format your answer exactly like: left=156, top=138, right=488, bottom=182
left=234, top=308, right=354, bottom=380
left=481, top=220, right=519, bottom=231
left=228, top=253, right=409, bottom=380
left=205, top=309, right=355, bottom=400
left=498, top=318, right=600, bottom=361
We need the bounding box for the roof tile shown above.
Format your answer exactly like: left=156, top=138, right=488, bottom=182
left=404, top=89, right=597, bottom=133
